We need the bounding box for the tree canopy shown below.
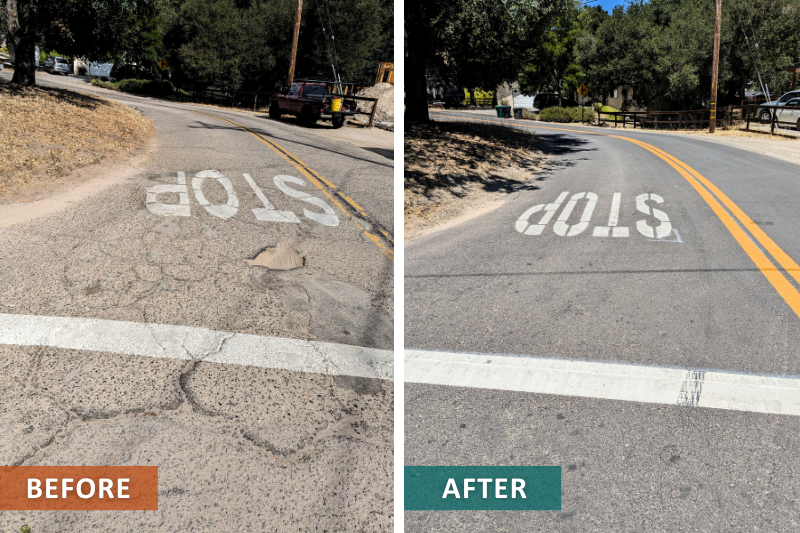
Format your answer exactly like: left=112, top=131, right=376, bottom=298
left=405, top=0, right=571, bottom=121
left=3, top=0, right=391, bottom=89
left=572, top=0, right=800, bottom=110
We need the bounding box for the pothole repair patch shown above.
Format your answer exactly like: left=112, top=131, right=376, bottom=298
left=246, top=243, right=304, bottom=270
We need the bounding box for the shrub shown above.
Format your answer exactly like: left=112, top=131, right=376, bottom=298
left=568, top=106, right=595, bottom=122
left=117, top=79, right=149, bottom=93
left=91, top=78, right=118, bottom=90
left=77, top=66, right=87, bottom=76
left=594, top=103, right=621, bottom=116
left=118, top=79, right=177, bottom=96
left=521, top=109, right=538, bottom=120
left=538, top=106, right=573, bottom=123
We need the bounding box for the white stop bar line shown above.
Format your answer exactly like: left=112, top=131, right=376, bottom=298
left=406, top=349, right=800, bottom=416
left=0, top=313, right=392, bottom=380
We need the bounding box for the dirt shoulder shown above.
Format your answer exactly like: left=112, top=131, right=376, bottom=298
left=405, top=122, right=549, bottom=240
left=0, top=82, right=154, bottom=203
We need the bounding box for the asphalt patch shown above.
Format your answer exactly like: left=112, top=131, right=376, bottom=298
left=246, top=243, right=304, bottom=270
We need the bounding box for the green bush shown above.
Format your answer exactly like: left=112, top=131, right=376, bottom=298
left=521, top=109, right=538, bottom=120
left=538, top=106, right=573, bottom=123
left=91, top=78, right=118, bottom=90
left=118, top=79, right=149, bottom=93
left=594, top=103, right=621, bottom=113
left=118, top=79, right=178, bottom=96
left=568, top=106, right=595, bottom=122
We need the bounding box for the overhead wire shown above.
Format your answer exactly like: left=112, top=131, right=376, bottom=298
left=740, top=0, right=772, bottom=100
left=314, top=0, right=342, bottom=91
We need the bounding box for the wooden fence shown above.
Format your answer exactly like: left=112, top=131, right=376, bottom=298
left=597, top=104, right=800, bottom=134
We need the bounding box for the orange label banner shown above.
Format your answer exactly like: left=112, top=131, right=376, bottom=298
left=0, top=466, right=158, bottom=510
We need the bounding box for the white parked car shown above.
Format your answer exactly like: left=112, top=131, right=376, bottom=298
left=756, top=89, right=800, bottom=122
left=44, top=56, right=70, bottom=75
left=774, top=97, right=800, bottom=129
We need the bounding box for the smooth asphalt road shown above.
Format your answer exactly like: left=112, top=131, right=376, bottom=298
left=1, top=72, right=393, bottom=532
left=406, top=111, right=800, bottom=531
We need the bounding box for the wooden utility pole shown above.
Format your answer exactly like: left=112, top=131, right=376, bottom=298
left=709, top=0, right=722, bottom=133
left=288, top=0, right=303, bottom=86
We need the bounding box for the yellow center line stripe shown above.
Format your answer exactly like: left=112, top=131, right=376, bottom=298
left=428, top=111, right=800, bottom=317
left=612, top=136, right=800, bottom=317
left=621, top=139, right=800, bottom=284
left=191, top=109, right=393, bottom=260
left=337, top=191, right=367, bottom=214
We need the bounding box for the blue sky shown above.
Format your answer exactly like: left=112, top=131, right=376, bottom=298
left=583, top=0, right=627, bottom=14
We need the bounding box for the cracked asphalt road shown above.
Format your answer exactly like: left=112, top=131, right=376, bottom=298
left=0, top=73, right=393, bottom=532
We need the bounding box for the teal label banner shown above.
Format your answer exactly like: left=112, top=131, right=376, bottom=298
left=405, top=466, right=561, bottom=511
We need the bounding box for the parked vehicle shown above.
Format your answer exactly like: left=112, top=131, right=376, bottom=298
left=773, top=97, right=800, bottom=130
left=756, top=89, right=800, bottom=122
left=269, top=79, right=358, bottom=129
left=514, top=93, right=579, bottom=112
left=43, top=56, right=70, bottom=75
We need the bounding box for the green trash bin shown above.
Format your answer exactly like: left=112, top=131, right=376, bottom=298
left=495, top=105, right=504, bottom=118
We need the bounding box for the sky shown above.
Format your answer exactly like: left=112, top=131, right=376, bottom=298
left=583, top=0, right=627, bottom=14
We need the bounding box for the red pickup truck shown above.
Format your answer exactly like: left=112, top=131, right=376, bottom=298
left=269, top=79, right=357, bottom=129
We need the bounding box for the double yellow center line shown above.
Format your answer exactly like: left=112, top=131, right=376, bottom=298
left=430, top=111, right=800, bottom=318
left=192, top=109, right=394, bottom=260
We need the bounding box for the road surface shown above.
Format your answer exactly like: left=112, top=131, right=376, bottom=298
left=406, top=110, right=800, bottom=531
left=1, top=72, right=394, bottom=532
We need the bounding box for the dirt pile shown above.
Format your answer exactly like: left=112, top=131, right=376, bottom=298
left=352, top=83, right=394, bottom=125
left=0, top=82, right=154, bottom=202
left=405, top=121, right=549, bottom=239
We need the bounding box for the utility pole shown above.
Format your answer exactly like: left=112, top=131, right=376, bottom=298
left=288, top=0, right=303, bottom=86
left=709, top=0, right=721, bottom=133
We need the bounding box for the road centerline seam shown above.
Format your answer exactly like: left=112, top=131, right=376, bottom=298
left=190, top=109, right=393, bottom=260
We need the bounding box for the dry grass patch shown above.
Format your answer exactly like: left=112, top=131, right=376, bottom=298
left=405, top=121, right=548, bottom=239
left=0, top=82, right=154, bottom=202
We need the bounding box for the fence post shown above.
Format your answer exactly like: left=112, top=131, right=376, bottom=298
left=678, top=111, right=682, bottom=130
left=771, top=109, right=776, bottom=135
left=368, top=99, right=378, bottom=128
left=746, top=105, right=751, bottom=131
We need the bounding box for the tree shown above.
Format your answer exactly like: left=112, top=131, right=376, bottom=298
left=163, top=0, right=386, bottom=92
left=519, top=1, right=584, bottom=105
left=299, top=0, right=386, bottom=86
left=405, top=0, right=570, bottom=122
left=4, top=0, right=159, bottom=86
left=573, top=0, right=800, bottom=110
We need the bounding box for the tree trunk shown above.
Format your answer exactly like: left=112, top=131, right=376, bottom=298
left=7, top=0, right=39, bottom=86
left=405, top=46, right=429, bottom=122
left=404, top=0, right=430, bottom=123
